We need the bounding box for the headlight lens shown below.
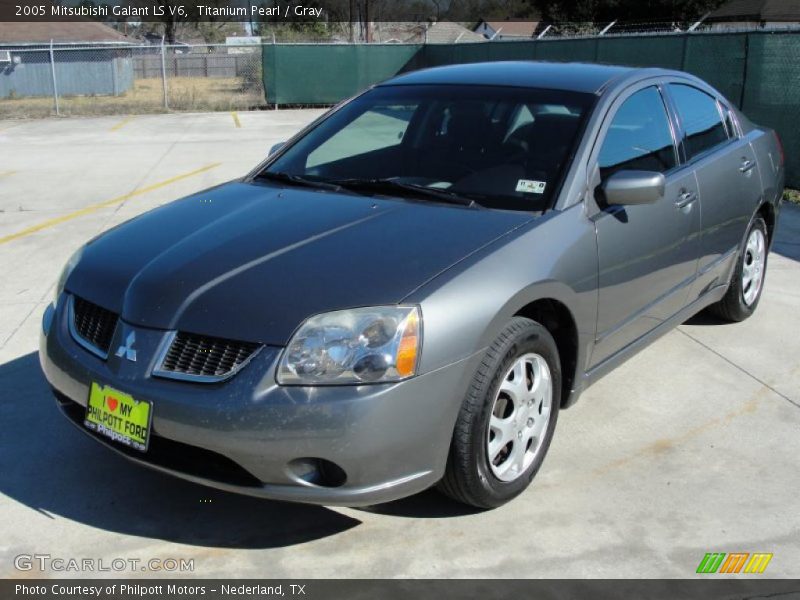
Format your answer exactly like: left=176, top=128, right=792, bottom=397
left=277, top=306, right=421, bottom=385
left=54, top=246, right=84, bottom=306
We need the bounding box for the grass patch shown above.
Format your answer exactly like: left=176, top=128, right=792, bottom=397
left=0, top=77, right=266, bottom=119
left=783, top=189, right=800, bottom=205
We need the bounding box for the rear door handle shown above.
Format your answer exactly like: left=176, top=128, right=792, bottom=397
left=675, top=190, right=697, bottom=209
left=739, top=159, right=755, bottom=173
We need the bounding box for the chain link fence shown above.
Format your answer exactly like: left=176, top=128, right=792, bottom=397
left=0, top=20, right=755, bottom=120
left=0, top=42, right=267, bottom=118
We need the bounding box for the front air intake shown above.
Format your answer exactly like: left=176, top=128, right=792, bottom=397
left=69, top=295, right=119, bottom=358
left=153, top=331, right=262, bottom=382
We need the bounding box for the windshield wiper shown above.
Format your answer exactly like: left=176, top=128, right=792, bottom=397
left=331, top=178, right=481, bottom=208
left=255, top=171, right=343, bottom=192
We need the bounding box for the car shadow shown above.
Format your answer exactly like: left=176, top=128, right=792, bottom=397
left=683, top=311, right=729, bottom=327
left=0, top=352, right=361, bottom=549
left=360, top=489, right=484, bottom=518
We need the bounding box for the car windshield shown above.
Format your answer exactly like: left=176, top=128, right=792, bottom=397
left=258, top=84, right=595, bottom=212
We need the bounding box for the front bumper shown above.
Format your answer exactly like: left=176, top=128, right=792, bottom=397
left=39, top=296, right=480, bottom=506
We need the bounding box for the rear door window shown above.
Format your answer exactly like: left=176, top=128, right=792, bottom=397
left=668, top=84, right=729, bottom=160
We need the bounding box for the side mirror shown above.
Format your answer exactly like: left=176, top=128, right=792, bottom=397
left=602, top=170, right=665, bottom=206
left=269, top=141, right=286, bottom=156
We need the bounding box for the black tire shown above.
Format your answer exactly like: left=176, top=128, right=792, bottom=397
left=438, top=317, right=561, bottom=509
left=708, top=216, right=769, bottom=322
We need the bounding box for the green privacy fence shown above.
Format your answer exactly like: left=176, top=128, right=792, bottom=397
left=263, top=31, right=800, bottom=187
left=263, top=43, right=422, bottom=105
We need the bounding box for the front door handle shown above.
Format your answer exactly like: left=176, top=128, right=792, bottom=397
left=739, top=159, right=755, bottom=173
left=675, top=190, right=697, bottom=209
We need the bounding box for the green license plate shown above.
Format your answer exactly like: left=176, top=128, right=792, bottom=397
left=84, top=382, right=152, bottom=452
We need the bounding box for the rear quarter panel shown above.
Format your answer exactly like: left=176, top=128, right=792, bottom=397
left=750, top=123, right=786, bottom=210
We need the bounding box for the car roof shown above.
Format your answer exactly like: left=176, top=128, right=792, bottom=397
left=381, top=61, right=663, bottom=95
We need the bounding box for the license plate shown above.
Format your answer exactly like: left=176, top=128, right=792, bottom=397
left=84, top=382, right=152, bottom=452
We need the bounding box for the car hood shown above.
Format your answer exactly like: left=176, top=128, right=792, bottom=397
left=66, top=181, right=532, bottom=345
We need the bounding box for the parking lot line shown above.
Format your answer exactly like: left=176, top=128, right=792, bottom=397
left=0, top=162, right=221, bottom=246
left=0, top=170, right=17, bottom=179
left=110, top=117, right=136, bottom=132
left=231, top=112, right=242, bottom=128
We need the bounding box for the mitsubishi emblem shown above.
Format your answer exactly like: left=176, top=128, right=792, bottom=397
left=115, top=331, right=137, bottom=362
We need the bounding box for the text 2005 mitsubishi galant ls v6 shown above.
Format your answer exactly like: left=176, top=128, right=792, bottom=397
left=41, top=62, right=784, bottom=508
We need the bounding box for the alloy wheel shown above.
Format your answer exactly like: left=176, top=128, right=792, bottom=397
left=487, top=353, right=553, bottom=482
left=742, top=228, right=766, bottom=306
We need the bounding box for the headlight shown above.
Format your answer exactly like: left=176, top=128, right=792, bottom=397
left=54, top=246, right=84, bottom=306
left=277, top=306, right=421, bottom=385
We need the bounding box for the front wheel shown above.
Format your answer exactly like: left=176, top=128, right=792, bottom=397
left=709, top=216, right=768, bottom=322
left=438, top=317, right=561, bottom=509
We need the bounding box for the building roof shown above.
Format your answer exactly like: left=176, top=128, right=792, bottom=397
left=709, top=0, right=800, bottom=21
left=476, top=20, right=540, bottom=37
left=0, top=21, right=130, bottom=44
left=374, top=22, right=426, bottom=43
left=382, top=61, right=636, bottom=94
left=423, top=21, right=486, bottom=44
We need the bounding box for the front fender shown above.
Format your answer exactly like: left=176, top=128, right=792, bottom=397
left=407, top=204, right=598, bottom=399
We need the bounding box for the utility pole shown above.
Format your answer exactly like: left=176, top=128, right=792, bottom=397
left=49, top=39, right=60, bottom=116
left=364, top=0, right=371, bottom=43
left=349, top=0, right=355, bottom=42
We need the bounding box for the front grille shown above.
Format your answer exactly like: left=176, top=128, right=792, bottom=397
left=71, top=295, right=119, bottom=357
left=155, top=332, right=261, bottom=382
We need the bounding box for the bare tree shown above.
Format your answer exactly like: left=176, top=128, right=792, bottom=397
left=129, top=0, right=182, bottom=43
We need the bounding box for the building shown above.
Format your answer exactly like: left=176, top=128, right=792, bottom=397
left=707, top=0, right=800, bottom=30
left=0, top=21, right=131, bottom=44
left=373, top=22, right=425, bottom=43
left=375, top=21, right=486, bottom=44
left=0, top=21, right=135, bottom=99
left=473, top=19, right=542, bottom=40
left=420, top=21, right=486, bottom=44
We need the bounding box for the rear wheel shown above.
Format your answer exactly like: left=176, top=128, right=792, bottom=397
left=438, top=317, right=560, bottom=509
left=709, top=216, right=768, bottom=322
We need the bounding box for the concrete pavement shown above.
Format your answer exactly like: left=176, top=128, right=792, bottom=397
left=0, top=112, right=798, bottom=578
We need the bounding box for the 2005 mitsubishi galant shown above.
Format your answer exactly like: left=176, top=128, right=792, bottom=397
left=40, top=62, right=784, bottom=508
